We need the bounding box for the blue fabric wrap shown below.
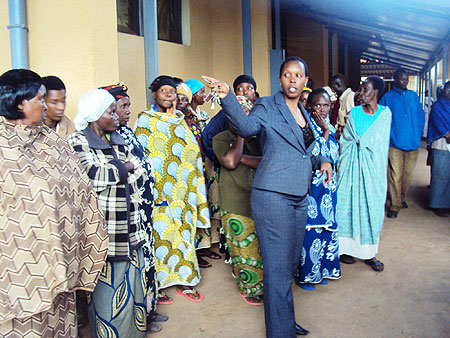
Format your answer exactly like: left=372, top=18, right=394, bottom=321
left=306, top=119, right=339, bottom=231
left=336, top=105, right=391, bottom=245
left=427, top=97, right=450, bottom=145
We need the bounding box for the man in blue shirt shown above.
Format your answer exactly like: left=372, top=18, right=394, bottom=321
left=380, top=69, right=425, bottom=218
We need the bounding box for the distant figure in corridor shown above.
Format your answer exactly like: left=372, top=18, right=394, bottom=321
left=426, top=80, right=450, bottom=217
left=380, top=69, right=425, bottom=219
left=329, top=75, right=355, bottom=127
left=337, top=77, right=391, bottom=272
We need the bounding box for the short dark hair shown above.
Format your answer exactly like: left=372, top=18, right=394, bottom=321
left=366, top=76, right=385, bottom=100
left=42, top=75, right=65, bottom=91
left=172, top=77, right=184, bottom=85
left=307, top=88, right=330, bottom=106
left=279, top=56, right=308, bottom=77
left=0, top=69, right=43, bottom=120
left=393, top=68, right=407, bottom=79
left=330, top=74, right=344, bottom=84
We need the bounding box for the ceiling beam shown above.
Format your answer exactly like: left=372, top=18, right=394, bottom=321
left=310, top=10, right=441, bottom=43
left=327, top=26, right=433, bottom=55
left=361, top=53, right=422, bottom=72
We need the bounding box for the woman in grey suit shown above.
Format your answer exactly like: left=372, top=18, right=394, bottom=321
left=203, top=57, right=332, bottom=338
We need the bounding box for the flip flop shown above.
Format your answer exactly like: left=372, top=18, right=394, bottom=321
left=197, top=256, right=212, bottom=268
left=149, top=312, right=168, bottom=322
left=319, top=279, right=328, bottom=285
left=299, top=283, right=316, bottom=291
left=340, top=254, right=356, bottom=264
left=365, top=258, right=384, bottom=272
left=198, top=250, right=222, bottom=260
left=157, top=292, right=174, bottom=305
left=239, top=292, right=264, bottom=306
left=146, top=322, right=162, bottom=333
left=176, top=288, right=204, bottom=302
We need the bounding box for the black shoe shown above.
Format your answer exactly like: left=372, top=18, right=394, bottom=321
left=402, top=201, right=408, bottom=209
left=387, top=210, right=398, bottom=218
left=295, top=323, right=310, bottom=335
left=433, top=208, right=449, bottom=217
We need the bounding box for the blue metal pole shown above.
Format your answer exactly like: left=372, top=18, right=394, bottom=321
left=7, top=0, right=28, bottom=69
left=142, top=0, right=159, bottom=107
left=241, top=0, right=252, bottom=76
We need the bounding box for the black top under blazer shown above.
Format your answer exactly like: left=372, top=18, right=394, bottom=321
left=220, top=91, right=329, bottom=197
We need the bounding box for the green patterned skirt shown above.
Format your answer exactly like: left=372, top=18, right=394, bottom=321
left=221, top=211, right=264, bottom=296
left=88, top=249, right=147, bottom=338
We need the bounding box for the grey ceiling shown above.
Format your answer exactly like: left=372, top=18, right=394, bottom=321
left=281, top=0, right=450, bottom=74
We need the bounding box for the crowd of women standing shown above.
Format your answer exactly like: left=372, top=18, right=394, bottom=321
left=2, top=54, right=440, bottom=337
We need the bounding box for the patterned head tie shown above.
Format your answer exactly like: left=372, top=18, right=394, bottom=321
left=74, top=89, right=115, bottom=131
left=100, top=83, right=129, bottom=101
left=236, top=95, right=253, bottom=112
left=150, top=75, right=177, bottom=92
left=176, top=83, right=193, bottom=102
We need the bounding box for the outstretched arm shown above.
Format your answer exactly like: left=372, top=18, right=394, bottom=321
left=202, top=76, right=262, bottom=137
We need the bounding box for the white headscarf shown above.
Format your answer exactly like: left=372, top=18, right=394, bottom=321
left=74, top=89, right=115, bottom=131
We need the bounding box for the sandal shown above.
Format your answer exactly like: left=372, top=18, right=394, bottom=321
left=365, top=258, right=384, bottom=272
left=340, top=254, right=356, bottom=264
left=299, top=283, right=316, bottom=291
left=198, top=249, right=222, bottom=260
left=197, top=256, right=212, bottom=268
left=176, top=287, right=204, bottom=302
left=149, top=312, right=168, bottom=322
left=239, top=292, right=264, bottom=306
left=157, top=291, right=174, bottom=305
left=146, top=322, right=162, bottom=333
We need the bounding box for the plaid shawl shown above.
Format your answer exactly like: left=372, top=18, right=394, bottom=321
left=68, top=127, right=147, bottom=260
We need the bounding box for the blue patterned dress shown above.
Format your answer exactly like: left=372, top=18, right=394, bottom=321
left=117, top=125, right=157, bottom=314
left=297, top=120, right=341, bottom=284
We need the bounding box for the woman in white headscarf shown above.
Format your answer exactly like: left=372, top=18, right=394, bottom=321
left=68, top=89, right=150, bottom=337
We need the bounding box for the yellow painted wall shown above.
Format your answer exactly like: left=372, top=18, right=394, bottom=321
left=0, top=1, right=11, bottom=73
left=117, top=32, right=147, bottom=120
left=251, top=0, right=272, bottom=97
left=284, top=15, right=329, bottom=87
left=1, top=0, right=271, bottom=123
left=119, top=0, right=272, bottom=123
left=2, top=0, right=120, bottom=120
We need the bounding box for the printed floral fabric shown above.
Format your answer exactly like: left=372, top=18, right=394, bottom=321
left=134, top=107, right=211, bottom=288
left=297, top=119, right=341, bottom=283
left=116, top=125, right=157, bottom=314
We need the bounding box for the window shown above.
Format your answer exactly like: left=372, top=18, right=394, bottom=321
left=157, top=0, right=182, bottom=44
left=117, top=0, right=141, bottom=36
left=116, top=0, right=190, bottom=44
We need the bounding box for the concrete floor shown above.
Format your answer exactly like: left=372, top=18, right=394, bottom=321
left=82, top=146, right=450, bottom=337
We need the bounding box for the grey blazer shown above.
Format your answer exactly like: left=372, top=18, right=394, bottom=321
left=220, top=91, right=328, bottom=197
